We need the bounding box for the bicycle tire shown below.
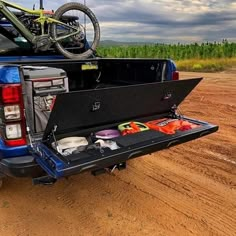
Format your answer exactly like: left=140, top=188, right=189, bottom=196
left=51, top=2, right=100, bottom=59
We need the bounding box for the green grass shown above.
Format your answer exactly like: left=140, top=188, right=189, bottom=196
left=176, top=58, right=236, bottom=72
left=96, top=41, right=236, bottom=72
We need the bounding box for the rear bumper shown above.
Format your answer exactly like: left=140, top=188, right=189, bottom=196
left=0, top=155, right=44, bottom=178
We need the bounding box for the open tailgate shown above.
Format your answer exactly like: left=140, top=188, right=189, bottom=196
left=32, top=78, right=218, bottom=178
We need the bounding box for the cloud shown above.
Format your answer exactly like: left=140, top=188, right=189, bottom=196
left=4, top=0, right=236, bottom=43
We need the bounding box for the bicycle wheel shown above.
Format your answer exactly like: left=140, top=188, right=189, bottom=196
left=51, top=2, right=100, bottom=59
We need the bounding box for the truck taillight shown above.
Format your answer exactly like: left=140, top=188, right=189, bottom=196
left=0, top=84, right=27, bottom=147
left=172, top=71, right=179, bottom=81
left=4, top=105, right=21, bottom=120
left=5, top=123, right=22, bottom=139
left=1, top=85, right=21, bottom=103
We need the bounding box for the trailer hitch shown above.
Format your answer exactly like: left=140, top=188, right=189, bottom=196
left=91, top=162, right=126, bottom=176
left=32, top=176, right=57, bottom=185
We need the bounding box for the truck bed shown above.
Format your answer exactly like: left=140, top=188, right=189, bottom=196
left=0, top=58, right=218, bottom=181
left=17, top=58, right=174, bottom=91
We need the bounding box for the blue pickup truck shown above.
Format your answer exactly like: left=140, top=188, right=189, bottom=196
left=0, top=6, right=219, bottom=188
left=0, top=57, right=218, bottom=188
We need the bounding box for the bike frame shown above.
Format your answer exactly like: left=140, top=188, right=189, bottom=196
left=0, top=0, right=81, bottom=45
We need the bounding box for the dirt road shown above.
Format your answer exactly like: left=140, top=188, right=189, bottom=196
left=0, top=72, right=235, bottom=236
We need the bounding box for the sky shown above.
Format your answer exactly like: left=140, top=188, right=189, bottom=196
left=9, top=0, right=236, bottom=43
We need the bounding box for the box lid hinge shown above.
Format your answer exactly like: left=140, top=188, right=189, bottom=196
left=44, top=125, right=59, bottom=150
left=169, top=104, right=183, bottom=119
left=50, top=125, right=60, bottom=152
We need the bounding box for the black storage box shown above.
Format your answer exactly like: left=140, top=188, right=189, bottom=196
left=32, top=78, right=218, bottom=178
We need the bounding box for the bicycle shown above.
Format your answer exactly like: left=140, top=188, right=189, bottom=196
left=0, top=0, right=100, bottom=59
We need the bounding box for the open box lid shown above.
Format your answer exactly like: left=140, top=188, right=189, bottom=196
left=43, top=78, right=202, bottom=140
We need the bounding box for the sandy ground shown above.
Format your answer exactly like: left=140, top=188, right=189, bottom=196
left=0, top=71, right=235, bottom=236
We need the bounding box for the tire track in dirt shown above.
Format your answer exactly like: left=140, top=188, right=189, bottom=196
left=205, top=150, right=236, bottom=165
left=162, top=146, right=236, bottom=189
left=117, top=159, right=236, bottom=236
